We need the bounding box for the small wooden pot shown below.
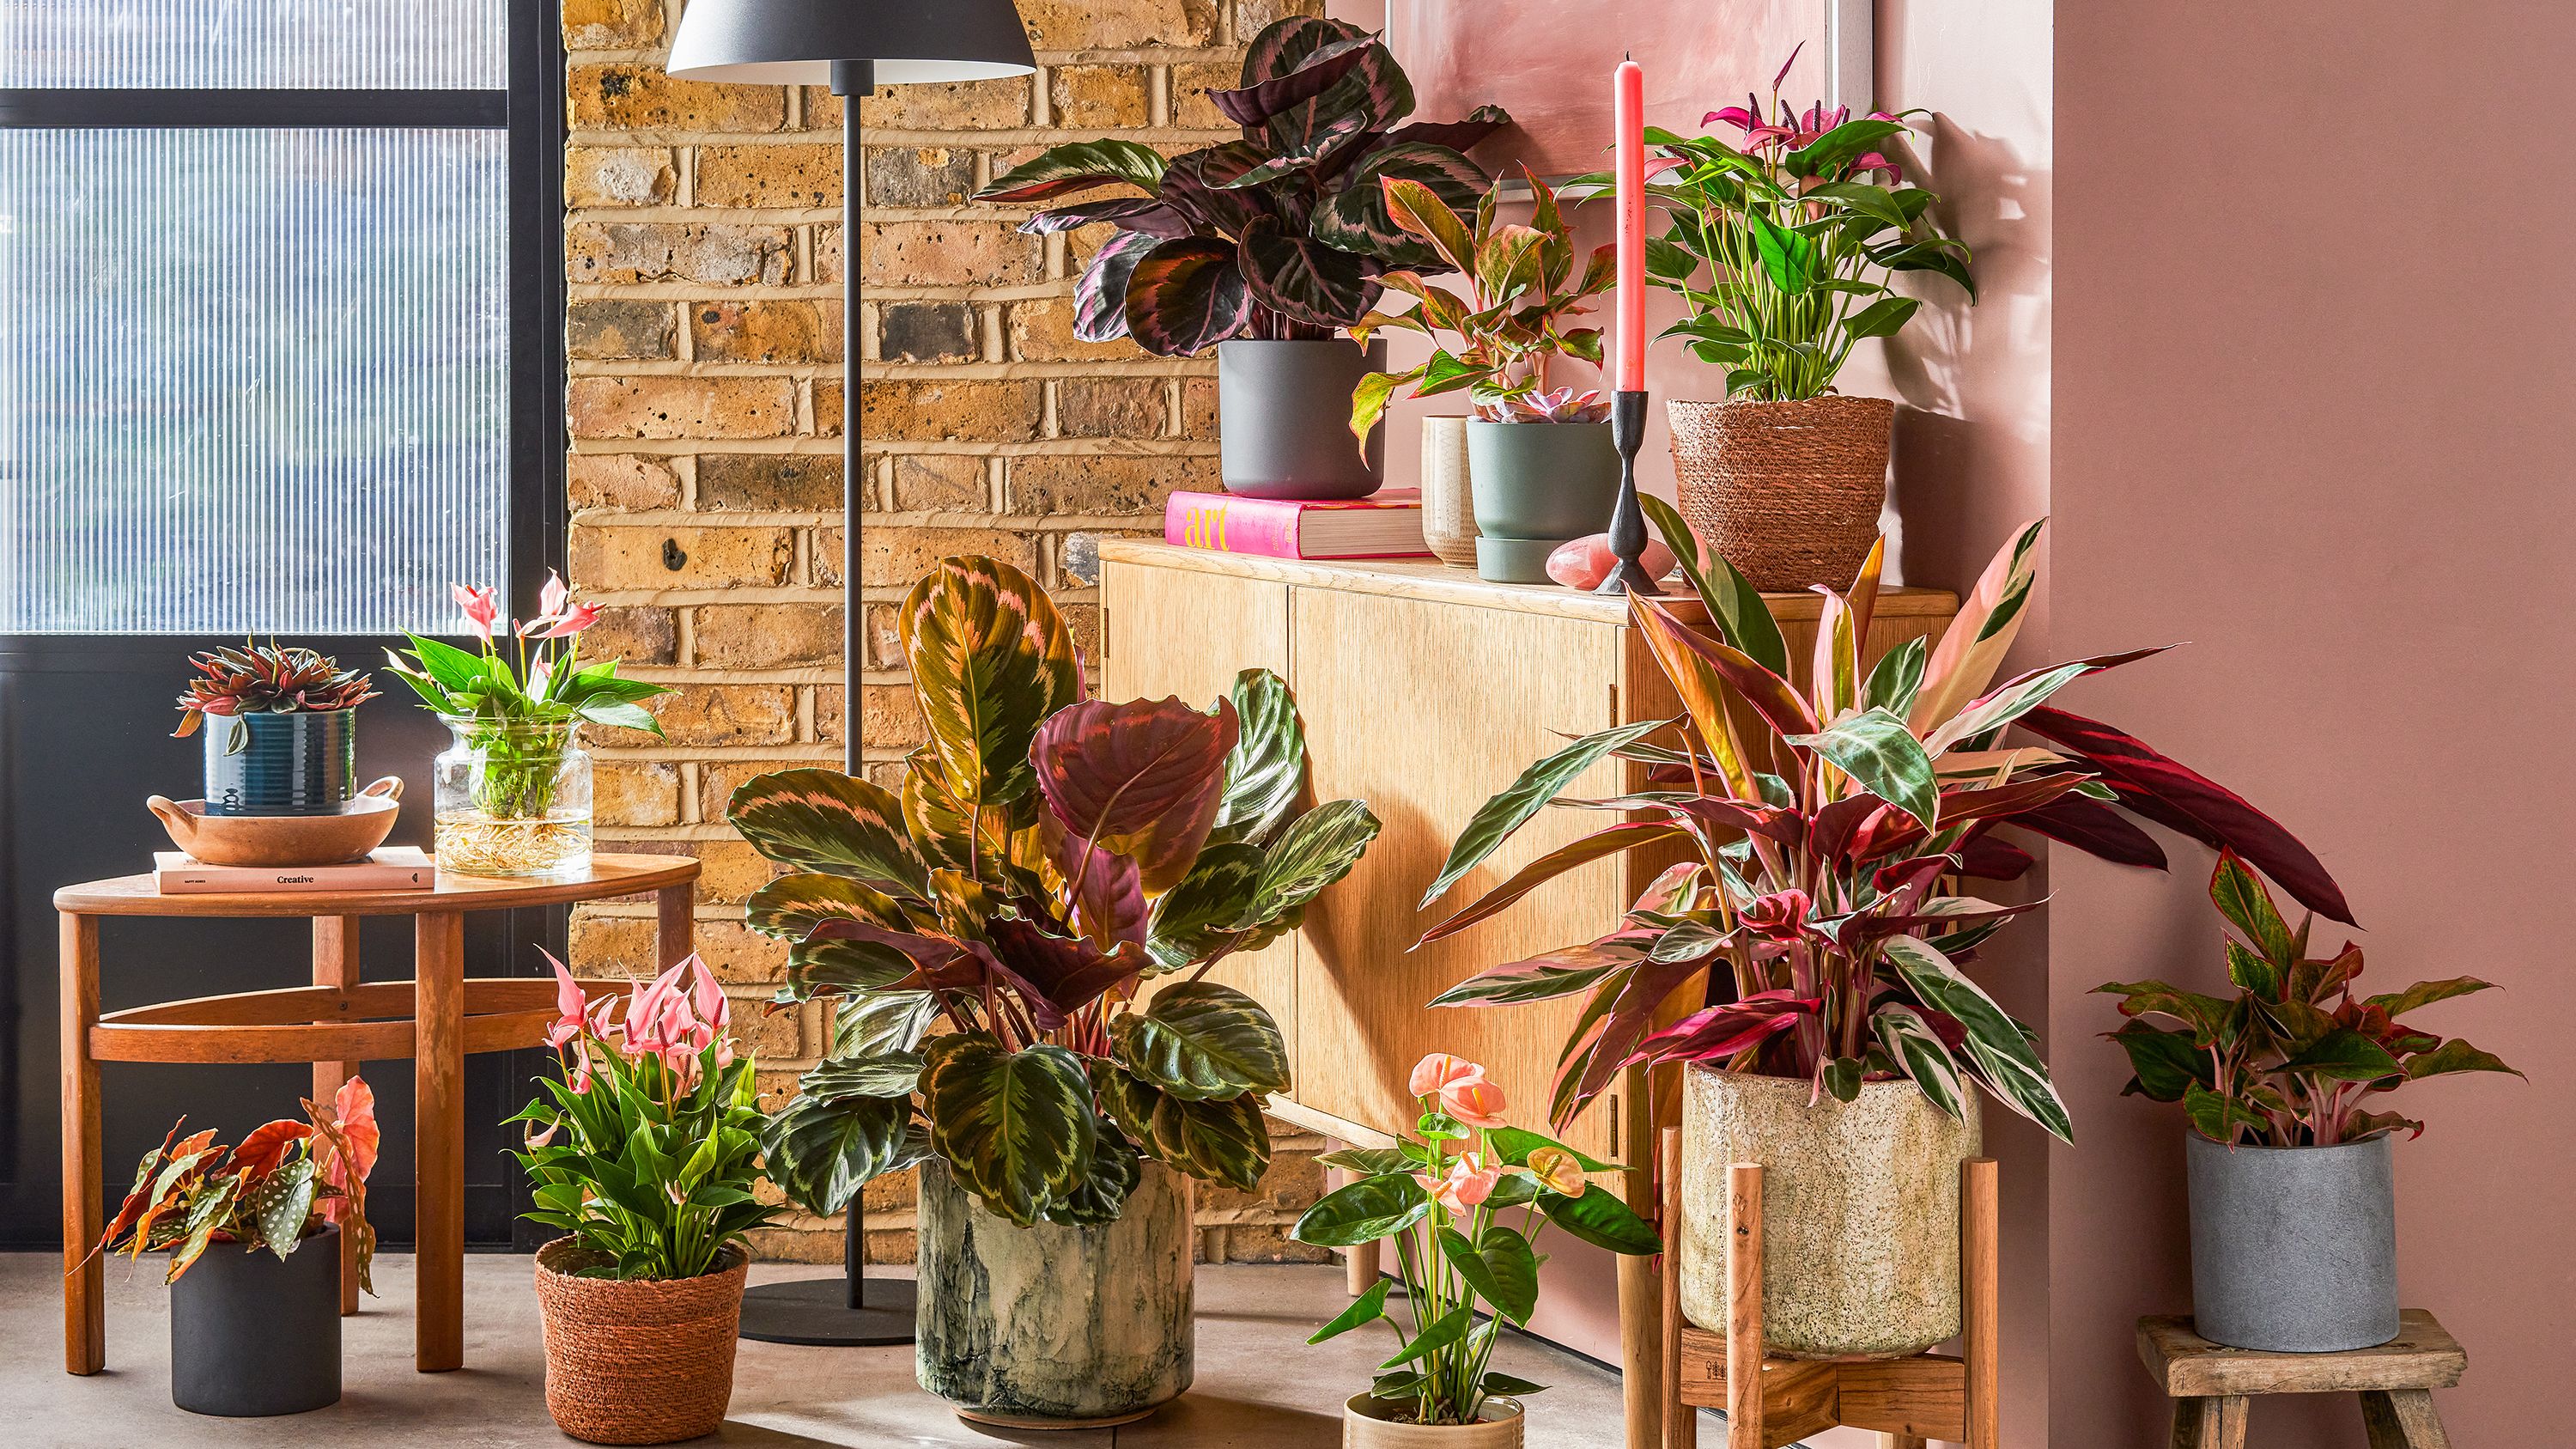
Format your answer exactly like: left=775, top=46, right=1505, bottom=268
left=534, top=1239, right=749, bottom=1446
left=1343, top=1392, right=1525, bottom=1447
left=1668, top=394, right=1894, bottom=591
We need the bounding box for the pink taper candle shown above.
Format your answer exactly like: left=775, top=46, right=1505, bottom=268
left=1614, top=58, right=1646, bottom=391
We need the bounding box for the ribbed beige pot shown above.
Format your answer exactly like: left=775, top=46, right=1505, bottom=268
left=1668, top=394, right=1893, bottom=591
left=1419, top=416, right=1479, bottom=567
left=1678, top=1068, right=1980, bottom=1359
left=1343, top=1393, right=1524, bottom=1447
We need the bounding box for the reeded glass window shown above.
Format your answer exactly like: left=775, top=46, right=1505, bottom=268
left=0, top=1, right=507, bottom=89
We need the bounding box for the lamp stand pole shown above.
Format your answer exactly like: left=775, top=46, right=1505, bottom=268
left=736, top=59, right=920, bottom=1348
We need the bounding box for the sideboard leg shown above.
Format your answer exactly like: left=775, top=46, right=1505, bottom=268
left=1343, top=1238, right=1380, bottom=1297
left=1620, top=1067, right=1665, bottom=1449
left=313, top=915, right=361, bottom=1316
left=1875, top=1434, right=1929, bottom=1449
left=655, top=881, right=693, bottom=970
left=414, top=911, right=465, bottom=1372
left=59, top=912, right=103, bottom=1375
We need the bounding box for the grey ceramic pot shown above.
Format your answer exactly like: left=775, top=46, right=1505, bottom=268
left=915, top=1159, right=1194, bottom=1428
left=1217, top=338, right=1386, bottom=499
left=2185, top=1131, right=2399, bottom=1352
left=169, top=1225, right=341, bottom=1416
left=203, top=709, right=357, bottom=816
left=1464, top=419, right=1619, bottom=582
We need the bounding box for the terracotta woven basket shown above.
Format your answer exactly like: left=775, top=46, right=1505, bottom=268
left=1668, top=394, right=1895, bottom=591
left=535, top=1239, right=749, bottom=1446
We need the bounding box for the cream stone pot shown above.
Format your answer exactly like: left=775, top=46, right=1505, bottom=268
left=1342, top=1392, right=1524, bottom=1447
left=1678, top=1066, right=1982, bottom=1359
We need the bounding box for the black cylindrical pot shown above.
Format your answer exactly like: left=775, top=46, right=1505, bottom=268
left=1465, top=419, right=1621, bottom=582
left=1217, top=338, right=1387, bottom=500
left=203, top=710, right=357, bottom=816
left=169, top=1224, right=342, bottom=1416
left=2185, top=1132, right=2399, bottom=1352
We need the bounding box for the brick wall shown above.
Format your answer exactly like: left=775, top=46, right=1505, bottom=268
left=561, top=0, right=1330, bottom=1265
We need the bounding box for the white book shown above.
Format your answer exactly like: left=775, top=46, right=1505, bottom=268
left=155, top=848, right=437, bottom=895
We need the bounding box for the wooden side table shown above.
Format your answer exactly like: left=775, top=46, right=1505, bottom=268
left=56, top=855, right=699, bottom=1376
left=2136, top=1312, right=2465, bottom=1448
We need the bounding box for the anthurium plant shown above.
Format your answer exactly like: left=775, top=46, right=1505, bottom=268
left=1600, top=46, right=1971, bottom=400
left=509, top=951, right=776, bottom=1280
left=2099, top=853, right=2518, bottom=1147
left=86, top=1077, right=379, bottom=1288
left=974, top=16, right=1506, bottom=355
left=1346, top=167, right=1616, bottom=438
left=172, top=642, right=378, bottom=740
left=1293, top=1055, right=1656, bottom=1426
left=1416, top=500, right=2351, bottom=1143
left=727, top=556, right=1380, bottom=1227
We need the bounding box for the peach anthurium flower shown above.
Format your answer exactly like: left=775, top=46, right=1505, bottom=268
left=1414, top=1154, right=1504, bottom=1214
left=1409, top=1052, right=1485, bottom=1098
left=1525, top=1145, right=1588, bottom=1196
left=1443, top=1076, right=1510, bottom=1129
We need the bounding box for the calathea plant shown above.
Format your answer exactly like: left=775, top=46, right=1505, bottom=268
left=729, top=556, right=1380, bottom=1227
left=2099, top=852, right=2518, bottom=1146
left=1416, top=502, right=2350, bottom=1142
left=975, top=16, right=1508, bottom=354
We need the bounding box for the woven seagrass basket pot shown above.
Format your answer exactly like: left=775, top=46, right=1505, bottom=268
left=534, top=1239, right=749, bottom=1445
left=1668, top=394, right=1895, bottom=591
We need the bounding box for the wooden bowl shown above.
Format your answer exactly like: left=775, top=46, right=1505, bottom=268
left=147, top=776, right=404, bottom=867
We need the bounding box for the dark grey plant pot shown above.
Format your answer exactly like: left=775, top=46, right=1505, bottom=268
left=169, top=1224, right=342, bottom=1416
left=915, top=1159, right=1193, bottom=1428
left=1217, top=338, right=1387, bottom=500
left=1465, top=419, right=1621, bottom=583
left=203, top=709, right=357, bottom=817
left=2185, top=1131, right=2399, bottom=1352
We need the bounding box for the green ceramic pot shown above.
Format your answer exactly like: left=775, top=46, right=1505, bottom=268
left=1464, top=419, right=1619, bottom=582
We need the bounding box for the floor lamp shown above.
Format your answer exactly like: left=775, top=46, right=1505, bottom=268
left=666, top=0, right=1036, bottom=1349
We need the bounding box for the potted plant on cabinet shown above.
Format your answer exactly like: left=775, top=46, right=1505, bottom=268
left=1347, top=168, right=1619, bottom=583
left=385, top=572, right=671, bottom=879
left=173, top=642, right=379, bottom=816
left=1611, top=55, right=1972, bottom=589
left=84, top=1077, right=379, bottom=1416
left=514, top=951, right=776, bottom=1446
left=1413, top=505, right=2348, bottom=1358
left=1294, top=1054, right=1658, bottom=1446
left=2099, top=855, right=2518, bottom=1353
left=975, top=15, right=1506, bottom=500
left=726, top=554, right=1381, bottom=1428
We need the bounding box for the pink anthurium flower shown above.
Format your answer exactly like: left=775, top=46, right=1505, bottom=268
left=540, top=947, right=587, bottom=1049
left=538, top=569, right=569, bottom=621
left=451, top=583, right=498, bottom=642
left=686, top=955, right=729, bottom=1032
left=1443, top=1076, right=1510, bottom=1129
left=1409, top=1052, right=1485, bottom=1098
left=1415, top=1153, right=1504, bottom=1213
left=530, top=601, right=600, bottom=640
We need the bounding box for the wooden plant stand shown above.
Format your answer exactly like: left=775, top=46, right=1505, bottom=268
left=2136, top=1312, right=2464, bottom=1449
left=1656, top=1127, right=2000, bottom=1449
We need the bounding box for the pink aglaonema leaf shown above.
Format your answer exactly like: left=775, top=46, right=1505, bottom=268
left=2016, top=705, right=2354, bottom=924
left=1620, top=990, right=1820, bottom=1070
left=1032, top=697, right=1238, bottom=892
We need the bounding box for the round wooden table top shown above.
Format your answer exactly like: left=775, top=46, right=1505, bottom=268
left=54, top=853, right=700, bottom=917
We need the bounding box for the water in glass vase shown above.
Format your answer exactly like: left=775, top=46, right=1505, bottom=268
left=433, top=717, right=594, bottom=878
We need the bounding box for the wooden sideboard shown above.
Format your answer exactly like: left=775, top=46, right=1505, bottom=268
left=1100, top=540, right=1957, bottom=1448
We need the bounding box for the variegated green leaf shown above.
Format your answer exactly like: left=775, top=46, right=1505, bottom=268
left=1872, top=1003, right=1968, bottom=1123
left=760, top=1093, right=919, bottom=1216
left=727, top=767, right=928, bottom=898
left=1884, top=934, right=2071, bottom=1142
left=1785, top=707, right=1938, bottom=831
left=1112, top=981, right=1290, bottom=1101
left=900, top=556, right=1084, bottom=808
left=1209, top=668, right=1307, bottom=846
left=1419, top=716, right=1672, bottom=909
left=745, top=873, right=910, bottom=941
left=1238, top=798, right=1380, bottom=931
left=920, top=1037, right=1096, bottom=1227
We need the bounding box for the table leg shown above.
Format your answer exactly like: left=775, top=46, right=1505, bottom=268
left=1619, top=1067, right=1664, bottom=1449
left=2360, top=1390, right=2451, bottom=1449
left=59, top=912, right=103, bottom=1375
left=1874, top=1436, right=1929, bottom=1449
left=415, top=911, right=465, bottom=1373
left=656, top=881, right=693, bottom=969
left=313, top=915, right=361, bottom=1316
left=2175, top=1394, right=2249, bottom=1449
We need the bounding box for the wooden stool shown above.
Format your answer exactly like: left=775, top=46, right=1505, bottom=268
left=2136, top=1312, right=2464, bottom=1448
left=1656, top=1127, right=1999, bottom=1449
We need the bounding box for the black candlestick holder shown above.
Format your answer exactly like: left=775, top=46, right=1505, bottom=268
left=1595, top=388, right=1663, bottom=596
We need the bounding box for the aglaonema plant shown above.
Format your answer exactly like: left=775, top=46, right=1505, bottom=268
left=2099, top=852, right=2519, bottom=1146
left=1415, top=499, right=2352, bottom=1143
left=974, top=16, right=1507, bottom=354
left=729, top=556, right=1380, bottom=1227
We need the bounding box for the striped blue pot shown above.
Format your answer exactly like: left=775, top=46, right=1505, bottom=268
left=202, top=710, right=357, bottom=817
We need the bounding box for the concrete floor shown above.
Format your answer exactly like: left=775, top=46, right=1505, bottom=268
left=1, top=1253, right=1705, bottom=1448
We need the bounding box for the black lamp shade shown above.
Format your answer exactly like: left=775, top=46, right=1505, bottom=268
left=667, top=0, right=1036, bottom=85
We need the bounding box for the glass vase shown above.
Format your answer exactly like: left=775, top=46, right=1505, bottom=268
left=432, top=717, right=592, bottom=878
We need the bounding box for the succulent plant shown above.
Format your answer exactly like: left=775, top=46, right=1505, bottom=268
left=173, top=642, right=380, bottom=739
left=975, top=16, right=1510, bottom=355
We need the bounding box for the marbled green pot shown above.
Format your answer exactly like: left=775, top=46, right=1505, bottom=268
left=915, top=1159, right=1194, bottom=1428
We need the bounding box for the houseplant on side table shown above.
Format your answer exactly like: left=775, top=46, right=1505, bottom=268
left=172, top=641, right=380, bottom=818
left=84, top=1077, right=379, bottom=1416
left=1415, top=506, right=2349, bottom=1357
left=1293, top=1054, right=1657, bottom=1446
left=1348, top=168, right=1619, bottom=583
left=726, top=554, right=1381, bottom=1428
left=514, top=951, right=776, bottom=1446
left=2100, top=853, right=2518, bottom=1352
left=975, top=15, right=1506, bottom=499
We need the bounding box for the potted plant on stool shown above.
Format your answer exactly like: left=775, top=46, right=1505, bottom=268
left=84, top=1077, right=379, bottom=1416
left=1346, top=168, right=1619, bottom=583
left=976, top=16, right=1506, bottom=500
left=726, top=555, right=1381, bottom=1428
left=173, top=642, right=379, bottom=816
left=2099, top=854, right=2519, bottom=1353
left=515, top=950, right=775, bottom=1446
left=1293, top=1054, right=1658, bottom=1446
left=1414, top=510, right=2350, bottom=1358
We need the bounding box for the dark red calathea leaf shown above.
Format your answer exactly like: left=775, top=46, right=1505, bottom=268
left=1374, top=105, right=1513, bottom=158
left=1049, top=828, right=1149, bottom=950
left=1956, top=829, right=2038, bottom=881
left=1236, top=216, right=1384, bottom=328
left=976, top=137, right=1169, bottom=204
left=1122, top=237, right=1257, bottom=356
left=1018, top=196, right=1193, bottom=238
left=805, top=917, right=968, bottom=980
left=1158, top=141, right=1275, bottom=237
left=2016, top=706, right=2354, bottom=924
left=977, top=917, right=1150, bottom=1032
left=1309, top=141, right=1490, bottom=271
left=1208, top=29, right=1377, bottom=125
left=1240, top=15, right=1367, bottom=88
left=1622, top=991, right=1821, bottom=1069
left=1074, top=229, right=1161, bottom=343
left=1032, top=696, right=1239, bottom=892
left=1552, top=958, right=1708, bottom=1129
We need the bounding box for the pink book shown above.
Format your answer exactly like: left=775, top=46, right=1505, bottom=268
left=1163, top=489, right=1429, bottom=560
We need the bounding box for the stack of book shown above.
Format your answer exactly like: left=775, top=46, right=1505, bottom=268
left=1163, top=487, right=1430, bottom=560
left=154, top=847, right=437, bottom=894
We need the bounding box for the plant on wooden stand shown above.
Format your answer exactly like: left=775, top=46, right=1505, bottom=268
left=726, top=555, right=1380, bottom=1426
left=1416, top=505, right=2347, bottom=1357
left=174, top=642, right=380, bottom=817
left=1293, top=1055, right=1656, bottom=1446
